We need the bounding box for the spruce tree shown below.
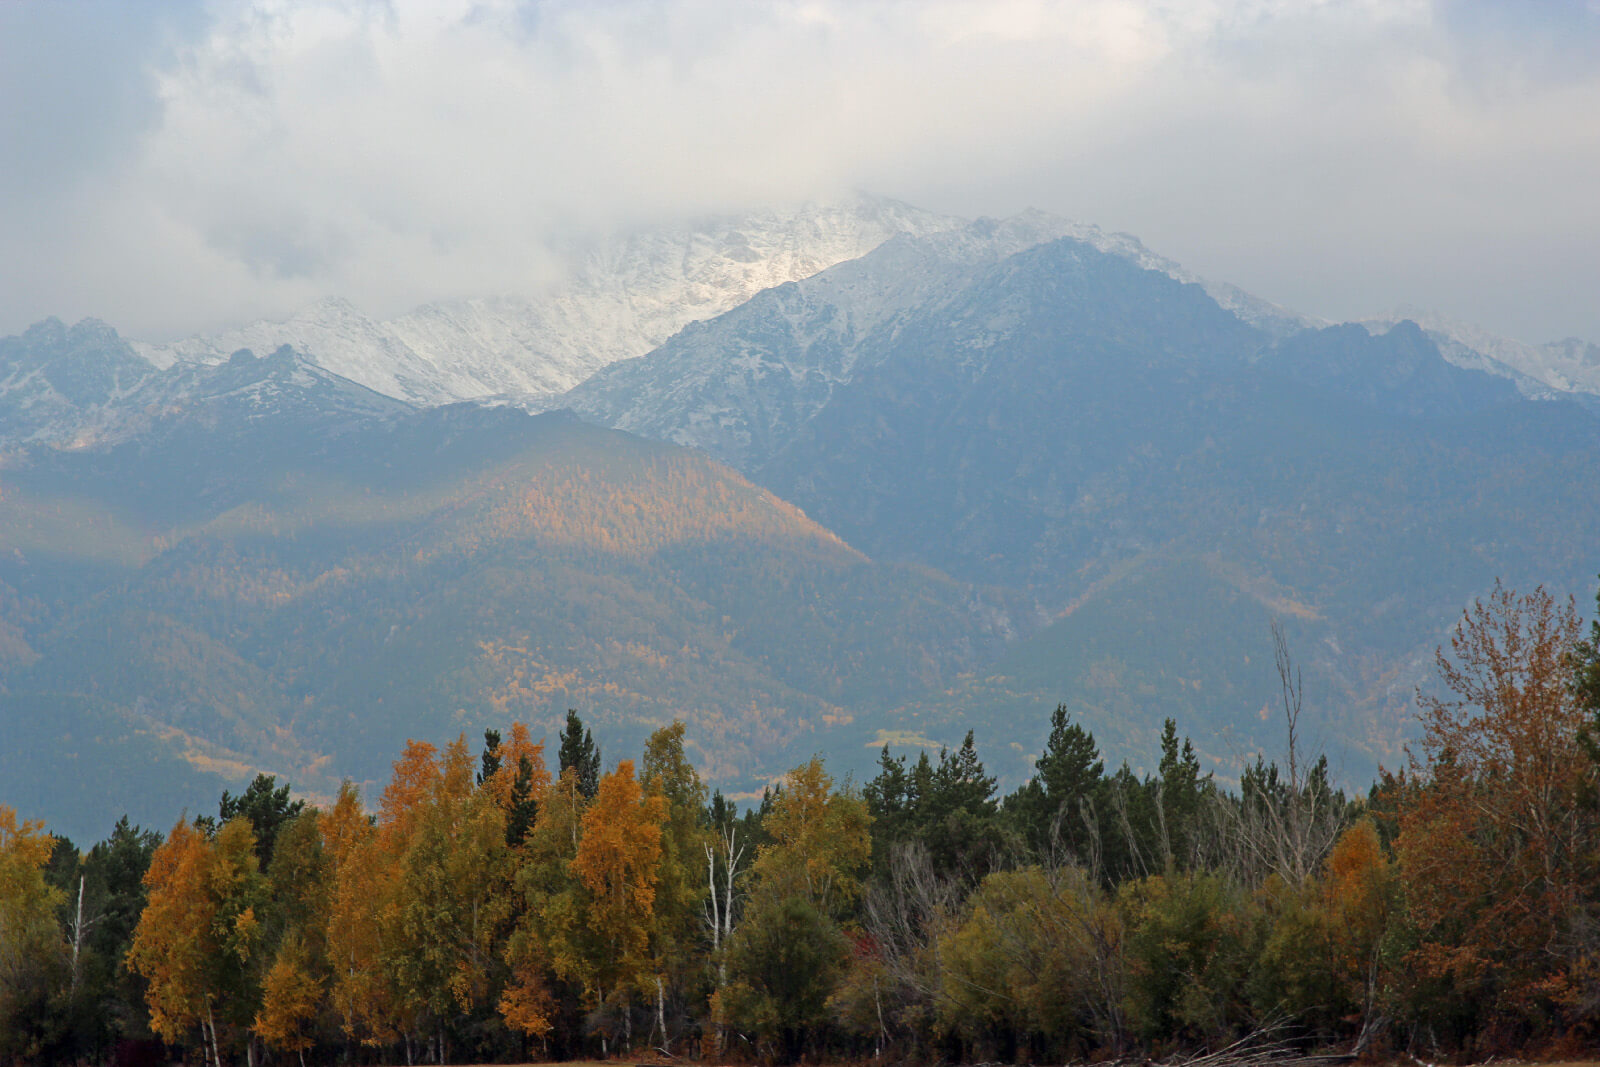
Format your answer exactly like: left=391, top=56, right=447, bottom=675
left=558, top=709, right=601, bottom=800
left=478, top=728, right=503, bottom=786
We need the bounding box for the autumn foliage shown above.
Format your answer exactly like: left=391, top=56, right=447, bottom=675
left=5, top=580, right=1600, bottom=1065
left=1395, top=583, right=1597, bottom=1040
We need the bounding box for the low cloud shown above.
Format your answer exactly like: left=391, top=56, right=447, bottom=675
left=2, top=0, right=1598, bottom=343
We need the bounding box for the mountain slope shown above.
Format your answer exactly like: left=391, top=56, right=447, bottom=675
left=0, top=404, right=1024, bottom=841
left=559, top=225, right=1600, bottom=782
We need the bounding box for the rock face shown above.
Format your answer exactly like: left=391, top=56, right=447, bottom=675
left=0, top=318, right=165, bottom=447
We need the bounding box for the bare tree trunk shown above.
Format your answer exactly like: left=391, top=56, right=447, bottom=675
left=656, top=974, right=668, bottom=1052
left=71, top=875, right=85, bottom=992
left=874, top=975, right=886, bottom=1059
left=706, top=841, right=720, bottom=955
left=206, top=1001, right=223, bottom=1067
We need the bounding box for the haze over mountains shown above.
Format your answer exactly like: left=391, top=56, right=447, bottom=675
left=131, top=196, right=964, bottom=406
left=2, top=195, right=1597, bottom=842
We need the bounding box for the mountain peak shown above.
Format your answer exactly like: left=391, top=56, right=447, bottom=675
left=1363, top=307, right=1600, bottom=398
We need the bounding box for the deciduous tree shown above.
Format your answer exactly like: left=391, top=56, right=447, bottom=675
left=0, top=806, right=65, bottom=1064
left=569, top=759, right=666, bottom=1048
left=1396, top=582, right=1593, bottom=1029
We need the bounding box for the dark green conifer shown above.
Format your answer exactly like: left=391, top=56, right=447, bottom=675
left=557, top=708, right=601, bottom=799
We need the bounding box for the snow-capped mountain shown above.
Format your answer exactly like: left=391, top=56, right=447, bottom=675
left=554, top=208, right=1317, bottom=469
left=0, top=318, right=167, bottom=448
left=9, top=194, right=1595, bottom=458
left=1362, top=307, right=1600, bottom=399
left=0, top=317, right=408, bottom=449
left=134, top=195, right=966, bottom=406
left=129, top=195, right=1314, bottom=411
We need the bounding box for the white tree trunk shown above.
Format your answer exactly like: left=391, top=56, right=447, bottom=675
left=656, top=974, right=667, bottom=1052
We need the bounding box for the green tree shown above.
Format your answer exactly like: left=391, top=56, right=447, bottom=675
left=0, top=806, right=65, bottom=1065
left=936, top=866, right=1123, bottom=1060
left=640, top=721, right=708, bottom=1049
left=479, top=729, right=504, bottom=787
left=219, top=775, right=305, bottom=869
left=500, top=767, right=587, bottom=1046
left=254, top=811, right=332, bottom=1058
left=723, top=892, right=849, bottom=1063
left=1119, top=871, right=1260, bottom=1045
left=558, top=710, right=601, bottom=801
left=724, top=759, right=871, bottom=1061
left=1005, top=705, right=1106, bottom=864
left=866, top=733, right=1005, bottom=881
left=388, top=737, right=513, bottom=1037
left=753, top=758, right=871, bottom=917
left=53, top=817, right=162, bottom=1062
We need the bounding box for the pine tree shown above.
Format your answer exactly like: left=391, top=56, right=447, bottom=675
left=218, top=774, right=304, bottom=869
left=479, top=729, right=504, bottom=787
left=1005, top=704, right=1105, bottom=864
left=558, top=710, right=601, bottom=800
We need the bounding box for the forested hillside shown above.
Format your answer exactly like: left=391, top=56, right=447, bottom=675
left=2, top=584, right=1597, bottom=1066
left=0, top=404, right=1020, bottom=840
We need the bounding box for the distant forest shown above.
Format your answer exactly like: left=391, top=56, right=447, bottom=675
left=2, top=581, right=1599, bottom=1067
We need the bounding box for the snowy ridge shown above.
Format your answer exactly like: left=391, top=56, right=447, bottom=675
left=1361, top=307, right=1600, bottom=398
left=134, top=195, right=965, bottom=406
left=556, top=210, right=1239, bottom=467
left=131, top=195, right=1312, bottom=410
left=20, top=194, right=1596, bottom=455
left=0, top=317, right=408, bottom=449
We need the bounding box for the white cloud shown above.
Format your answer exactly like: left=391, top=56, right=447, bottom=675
left=1, top=0, right=1597, bottom=343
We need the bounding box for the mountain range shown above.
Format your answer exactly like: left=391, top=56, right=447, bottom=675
left=2, top=194, right=1597, bottom=842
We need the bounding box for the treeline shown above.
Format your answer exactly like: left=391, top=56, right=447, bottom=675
left=3, top=583, right=1600, bottom=1066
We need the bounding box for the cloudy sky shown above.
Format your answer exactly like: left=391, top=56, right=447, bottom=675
left=2, top=0, right=1597, bottom=344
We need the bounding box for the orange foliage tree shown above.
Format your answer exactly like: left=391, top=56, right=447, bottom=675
left=128, top=817, right=265, bottom=1064
left=1395, top=582, right=1595, bottom=1033
left=569, top=759, right=666, bottom=1048
left=0, top=806, right=64, bottom=1060
left=321, top=781, right=392, bottom=1044
left=325, top=741, right=442, bottom=1046
left=1320, top=818, right=1397, bottom=1045
left=390, top=736, right=513, bottom=1025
